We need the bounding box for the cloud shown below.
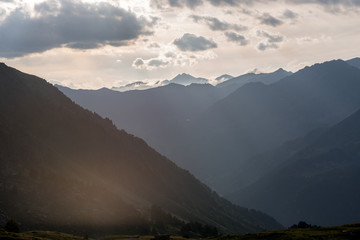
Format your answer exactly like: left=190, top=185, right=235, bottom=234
left=208, top=0, right=277, bottom=7
left=282, top=9, right=298, bottom=19
left=132, top=57, right=169, bottom=70
left=258, top=30, right=284, bottom=43
left=133, top=58, right=145, bottom=68
left=148, top=59, right=169, bottom=67
left=0, top=0, right=154, bottom=58
left=287, top=0, right=360, bottom=6
left=257, top=30, right=284, bottom=51
left=151, top=0, right=204, bottom=9
left=258, top=13, right=283, bottom=27
left=190, top=15, right=247, bottom=31
left=148, top=42, right=161, bottom=48
left=257, top=42, right=278, bottom=51
left=151, top=0, right=276, bottom=9
left=286, top=0, right=360, bottom=13
left=224, top=32, right=249, bottom=45
left=173, top=33, right=217, bottom=52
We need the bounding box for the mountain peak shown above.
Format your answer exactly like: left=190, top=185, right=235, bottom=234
left=346, top=57, right=360, bottom=70
left=215, top=74, right=233, bottom=82
left=170, top=73, right=208, bottom=86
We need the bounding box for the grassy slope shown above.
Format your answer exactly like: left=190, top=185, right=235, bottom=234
left=1, top=223, right=360, bottom=240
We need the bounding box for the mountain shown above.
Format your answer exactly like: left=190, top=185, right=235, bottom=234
left=57, top=83, right=227, bottom=157
left=112, top=81, right=152, bottom=92
left=110, top=73, right=208, bottom=92
left=215, top=74, right=233, bottom=82
left=170, top=60, right=360, bottom=193
left=222, top=127, right=328, bottom=193
left=0, top=63, right=281, bottom=235
left=230, top=106, right=360, bottom=227
left=112, top=80, right=171, bottom=92
left=216, top=68, right=292, bottom=94
left=168, top=73, right=208, bottom=85
left=346, top=57, right=360, bottom=69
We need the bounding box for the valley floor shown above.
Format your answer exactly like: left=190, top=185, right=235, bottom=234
left=2, top=223, right=360, bottom=240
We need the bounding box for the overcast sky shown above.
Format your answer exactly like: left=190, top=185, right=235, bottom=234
left=0, top=0, right=359, bottom=89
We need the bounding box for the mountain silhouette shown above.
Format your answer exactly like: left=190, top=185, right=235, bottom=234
left=0, top=63, right=281, bottom=235
left=57, top=59, right=360, bottom=196
left=215, top=74, right=233, bottom=82
left=57, top=83, right=227, bottom=157
left=168, top=73, right=208, bottom=85
left=230, top=106, right=360, bottom=227
left=216, top=68, right=292, bottom=95
left=170, top=60, right=360, bottom=193
left=346, top=57, right=360, bottom=69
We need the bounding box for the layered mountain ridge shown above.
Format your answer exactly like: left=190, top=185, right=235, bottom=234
left=0, top=63, right=281, bottom=235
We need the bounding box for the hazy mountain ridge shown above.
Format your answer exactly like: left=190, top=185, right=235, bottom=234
left=56, top=58, right=360, bottom=196
left=0, top=63, right=281, bottom=235
left=173, top=59, right=360, bottom=193
left=231, top=106, right=360, bottom=226
left=57, top=82, right=228, bottom=157
left=53, top=57, right=360, bottom=229
left=346, top=57, right=360, bottom=69
left=216, top=68, right=292, bottom=95
left=111, top=73, right=209, bottom=92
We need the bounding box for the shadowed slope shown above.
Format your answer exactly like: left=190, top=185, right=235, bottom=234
left=231, top=106, right=360, bottom=226
left=0, top=63, right=281, bottom=235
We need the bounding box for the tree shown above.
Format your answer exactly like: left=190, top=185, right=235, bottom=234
left=5, top=219, right=20, bottom=233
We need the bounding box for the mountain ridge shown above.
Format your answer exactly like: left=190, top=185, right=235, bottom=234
left=0, top=62, right=281, bottom=235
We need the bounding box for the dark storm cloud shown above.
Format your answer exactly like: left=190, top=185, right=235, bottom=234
left=173, top=33, right=217, bottom=52
left=0, top=0, right=154, bottom=58
left=190, top=15, right=247, bottom=31
left=258, top=13, right=283, bottom=27
left=224, top=32, right=249, bottom=45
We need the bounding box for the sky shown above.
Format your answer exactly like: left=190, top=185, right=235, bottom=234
left=0, top=0, right=359, bottom=89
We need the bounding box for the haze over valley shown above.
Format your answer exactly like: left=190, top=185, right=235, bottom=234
left=1, top=0, right=360, bottom=239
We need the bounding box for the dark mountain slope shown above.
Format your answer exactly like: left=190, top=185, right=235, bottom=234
left=172, top=60, right=360, bottom=193
left=231, top=107, right=360, bottom=226
left=346, top=57, right=360, bottom=69
left=57, top=83, right=227, bottom=156
left=0, top=63, right=281, bottom=234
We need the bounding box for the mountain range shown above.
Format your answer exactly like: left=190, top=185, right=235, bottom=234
left=0, top=63, right=281, bottom=235
left=229, top=105, right=360, bottom=226
left=111, top=73, right=209, bottom=92
left=216, top=68, right=292, bottom=95
left=55, top=57, right=360, bottom=228
left=57, top=83, right=227, bottom=156
left=182, top=59, right=360, bottom=192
